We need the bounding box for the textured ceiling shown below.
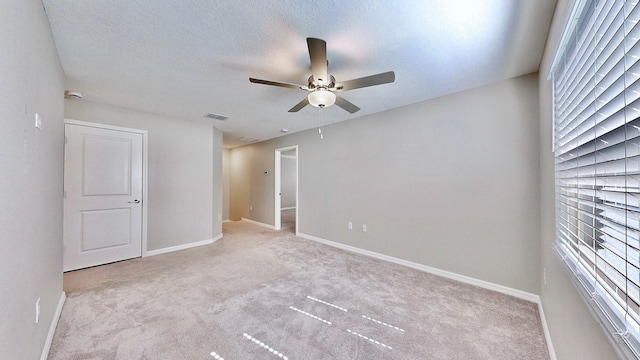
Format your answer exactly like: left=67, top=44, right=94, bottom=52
left=43, top=0, right=556, bottom=148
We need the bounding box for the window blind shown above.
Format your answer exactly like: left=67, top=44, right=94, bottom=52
left=553, top=0, right=640, bottom=357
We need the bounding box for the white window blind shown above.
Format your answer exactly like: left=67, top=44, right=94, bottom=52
left=553, top=0, right=640, bottom=357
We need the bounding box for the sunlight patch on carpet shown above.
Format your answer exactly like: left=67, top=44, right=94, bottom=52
left=210, top=350, right=226, bottom=359
left=243, top=333, right=288, bottom=359
left=361, top=314, right=405, bottom=332
left=346, top=329, right=393, bottom=349
left=288, top=306, right=332, bottom=325
left=306, top=295, right=348, bottom=312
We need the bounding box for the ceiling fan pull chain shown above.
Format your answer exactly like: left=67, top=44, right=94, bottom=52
left=319, top=108, right=324, bottom=140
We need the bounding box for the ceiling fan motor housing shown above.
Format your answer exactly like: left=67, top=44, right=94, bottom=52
left=307, top=75, right=335, bottom=89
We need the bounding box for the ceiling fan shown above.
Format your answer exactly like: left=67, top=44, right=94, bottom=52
left=249, top=37, right=395, bottom=114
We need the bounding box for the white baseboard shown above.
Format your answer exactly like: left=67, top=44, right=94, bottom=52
left=222, top=220, right=232, bottom=223
left=537, top=299, right=557, bottom=360
left=241, top=217, right=275, bottom=230
left=144, top=234, right=222, bottom=257
left=280, top=207, right=296, bottom=211
left=41, top=291, right=66, bottom=360
left=297, top=232, right=538, bottom=302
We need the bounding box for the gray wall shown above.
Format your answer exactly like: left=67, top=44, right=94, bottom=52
left=0, top=0, right=65, bottom=358
left=229, top=73, right=541, bottom=294
left=281, top=155, right=297, bottom=209
left=212, top=128, right=223, bottom=236
left=229, top=145, right=253, bottom=221
left=223, top=148, right=230, bottom=221
left=65, top=100, right=222, bottom=251
left=538, top=0, right=619, bottom=358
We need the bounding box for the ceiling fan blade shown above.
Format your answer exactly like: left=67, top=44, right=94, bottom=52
left=335, top=95, right=360, bottom=114
left=307, top=38, right=328, bottom=84
left=334, top=71, right=395, bottom=91
left=288, top=97, right=309, bottom=112
left=250, top=77, right=305, bottom=90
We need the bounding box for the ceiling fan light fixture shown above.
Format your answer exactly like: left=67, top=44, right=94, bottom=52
left=308, top=89, right=336, bottom=108
left=249, top=38, right=393, bottom=113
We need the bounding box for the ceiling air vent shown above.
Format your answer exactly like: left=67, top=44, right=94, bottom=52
left=206, top=113, right=228, bottom=121
left=237, top=137, right=259, bottom=143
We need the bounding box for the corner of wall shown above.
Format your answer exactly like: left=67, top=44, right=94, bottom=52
left=40, top=292, right=66, bottom=360
left=1, top=1, right=65, bottom=358
left=537, top=1, right=620, bottom=358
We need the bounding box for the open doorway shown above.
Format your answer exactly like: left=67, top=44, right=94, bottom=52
left=275, top=146, right=298, bottom=234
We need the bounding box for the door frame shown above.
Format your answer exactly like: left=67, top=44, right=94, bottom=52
left=274, top=145, right=298, bottom=234
left=64, top=119, right=149, bottom=256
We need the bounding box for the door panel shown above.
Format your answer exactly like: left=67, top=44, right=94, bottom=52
left=81, top=208, right=131, bottom=251
left=82, top=136, right=131, bottom=196
left=64, top=123, right=143, bottom=271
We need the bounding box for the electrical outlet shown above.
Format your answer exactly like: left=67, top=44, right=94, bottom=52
left=218, top=214, right=222, bottom=221
left=35, top=298, right=40, bottom=323
left=543, top=267, right=547, bottom=286
left=362, top=224, right=367, bottom=232
left=348, top=221, right=352, bottom=230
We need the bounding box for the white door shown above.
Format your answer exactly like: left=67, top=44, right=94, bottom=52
left=63, top=123, right=144, bottom=271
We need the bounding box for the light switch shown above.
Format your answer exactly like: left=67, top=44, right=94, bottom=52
left=35, top=113, right=42, bottom=130
left=35, top=298, right=40, bottom=323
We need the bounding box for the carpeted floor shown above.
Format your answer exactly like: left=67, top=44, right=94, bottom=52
left=49, top=220, right=549, bottom=359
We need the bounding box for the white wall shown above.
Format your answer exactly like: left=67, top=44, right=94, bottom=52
left=65, top=100, right=222, bottom=251
left=230, top=73, right=541, bottom=294
left=537, top=1, right=619, bottom=358
left=0, top=0, right=65, bottom=358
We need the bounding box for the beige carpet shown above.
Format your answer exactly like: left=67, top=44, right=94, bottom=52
left=49, top=220, right=549, bottom=359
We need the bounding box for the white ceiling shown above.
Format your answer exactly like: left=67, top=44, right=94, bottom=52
left=43, top=0, right=556, bottom=148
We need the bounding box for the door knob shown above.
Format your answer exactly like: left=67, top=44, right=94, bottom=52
left=128, top=199, right=141, bottom=204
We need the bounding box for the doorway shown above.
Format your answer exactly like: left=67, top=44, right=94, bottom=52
left=274, top=146, right=298, bottom=234
left=63, top=120, right=148, bottom=271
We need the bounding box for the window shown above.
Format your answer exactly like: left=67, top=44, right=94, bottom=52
left=552, top=0, right=640, bottom=357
